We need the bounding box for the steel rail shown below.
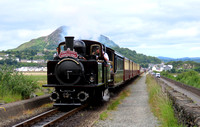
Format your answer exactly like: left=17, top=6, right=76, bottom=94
left=13, top=104, right=88, bottom=127
left=13, top=108, right=59, bottom=127
left=43, top=104, right=88, bottom=127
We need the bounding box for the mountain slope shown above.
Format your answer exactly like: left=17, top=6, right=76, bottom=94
left=158, top=56, right=200, bottom=63
left=113, top=47, right=161, bottom=66
left=14, top=26, right=68, bottom=51
left=98, top=35, right=119, bottom=48
left=14, top=26, right=119, bottom=51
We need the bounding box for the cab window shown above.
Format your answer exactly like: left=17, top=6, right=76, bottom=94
left=90, top=44, right=101, bottom=56
left=60, top=44, right=66, bottom=52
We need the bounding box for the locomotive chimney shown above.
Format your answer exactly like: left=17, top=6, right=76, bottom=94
left=65, top=36, right=74, bottom=50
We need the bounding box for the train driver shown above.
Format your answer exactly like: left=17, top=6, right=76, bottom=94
left=103, top=51, right=109, bottom=62
left=92, top=47, right=109, bottom=62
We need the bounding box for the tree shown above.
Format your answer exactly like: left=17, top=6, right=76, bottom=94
left=15, top=51, right=22, bottom=62
left=194, top=67, right=200, bottom=73
left=170, top=68, right=176, bottom=73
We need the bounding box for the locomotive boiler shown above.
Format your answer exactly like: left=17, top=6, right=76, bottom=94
left=43, top=36, right=141, bottom=106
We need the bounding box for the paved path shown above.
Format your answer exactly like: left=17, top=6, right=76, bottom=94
left=94, top=74, right=159, bottom=127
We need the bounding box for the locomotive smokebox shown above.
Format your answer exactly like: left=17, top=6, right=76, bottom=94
left=65, top=36, right=74, bottom=50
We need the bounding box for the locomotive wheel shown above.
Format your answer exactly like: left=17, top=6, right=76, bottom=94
left=92, top=88, right=110, bottom=105
left=96, top=90, right=103, bottom=101
left=90, top=89, right=103, bottom=105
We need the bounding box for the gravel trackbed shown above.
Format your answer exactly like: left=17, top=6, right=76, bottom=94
left=94, top=74, right=159, bottom=127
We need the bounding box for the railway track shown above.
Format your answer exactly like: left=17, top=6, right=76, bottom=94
left=13, top=104, right=88, bottom=127
left=161, top=76, right=200, bottom=97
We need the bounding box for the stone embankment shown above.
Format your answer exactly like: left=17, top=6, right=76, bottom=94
left=0, top=94, right=51, bottom=120
left=155, top=77, right=200, bottom=126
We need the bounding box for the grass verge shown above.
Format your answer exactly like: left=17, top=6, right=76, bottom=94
left=146, top=74, right=181, bottom=127
left=99, top=89, right=130, bottom=120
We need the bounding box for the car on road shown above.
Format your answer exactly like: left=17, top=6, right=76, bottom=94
left=156, top=73, right=160, bottom=78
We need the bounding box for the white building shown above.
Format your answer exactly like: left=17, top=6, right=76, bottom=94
left=151, top=64, right=173, bottom=72
left=15, top=67, right=47, bottom=72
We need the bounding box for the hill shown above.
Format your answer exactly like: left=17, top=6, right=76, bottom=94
left=113, top=47, right=161, bottom=67
left=10, top=26, right=161, bottom=66
left=14, top=26, right=68, bottom=51
left=158, top=56, right=200, bottom=63
left=166, top=61, right=200, bottom=69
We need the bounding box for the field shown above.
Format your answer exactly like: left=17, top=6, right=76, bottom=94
left=22, top=72, right=47, bottom=76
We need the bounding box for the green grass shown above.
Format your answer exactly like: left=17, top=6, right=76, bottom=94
left=0, top=94, right=21, bottom=103
left=26, top=75, right=47, bottom=82
left=25, top=75, right=47, bottom=87
left=99, top=111, right=109, bottom=120
left=146, top=74, right=181, bottom=127
left=99, top=89, right=130, bottom=120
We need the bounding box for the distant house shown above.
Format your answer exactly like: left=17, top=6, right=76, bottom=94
left=164, top=65, right=173, bottom=71
left=20, top=59, right=46, bottom=63
left=32, top=60, right=45, bottom=63
left=168, top=65, right=173, bottom=69
left=15, top=67, right=28, bottom=71
left=152, top=66, right=157, bottom=71
left=20, top=59, right=29, bottom=63
left=15, top=58, right=20, bottom=62
left=151, top=64, right=173, bottom=72
left=15, top=67, right=47, bottom=72
left=37, top=53, right=45, bottom=56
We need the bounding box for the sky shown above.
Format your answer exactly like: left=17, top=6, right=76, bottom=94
left=0, top=0, right=200, bottom=58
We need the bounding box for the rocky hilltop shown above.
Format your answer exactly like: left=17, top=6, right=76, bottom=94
left=14, top=26, right=68, bottom=51
left=14, top=26, right=119, bottom=51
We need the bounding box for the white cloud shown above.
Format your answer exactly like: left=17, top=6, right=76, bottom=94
left=151, top=27, right=199, bottom=40
left=0, top=29, right=53, bottom=51
left=130, top=42, right=200, bottom=58
left=0, top=0, right=200, bottom=58
left=189, top=47, right=200, bottom=51
left=167, top=28, right=199, bottom=37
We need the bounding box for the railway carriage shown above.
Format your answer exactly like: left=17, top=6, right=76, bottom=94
left=43, top=36, right=141, bottom=106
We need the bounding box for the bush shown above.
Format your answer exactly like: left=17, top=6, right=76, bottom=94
left=162, top=70, right=200, bottom=89
left=194, top=67, right=200, bottom=73
left=161, top=71, right=176, bottom=80
left=176, top=71, right=200, bottom=89
left=0, top=65, right=38, bottom=100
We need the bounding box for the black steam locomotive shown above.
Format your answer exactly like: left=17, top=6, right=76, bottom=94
left=43, top=36, right=141, bottom=106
